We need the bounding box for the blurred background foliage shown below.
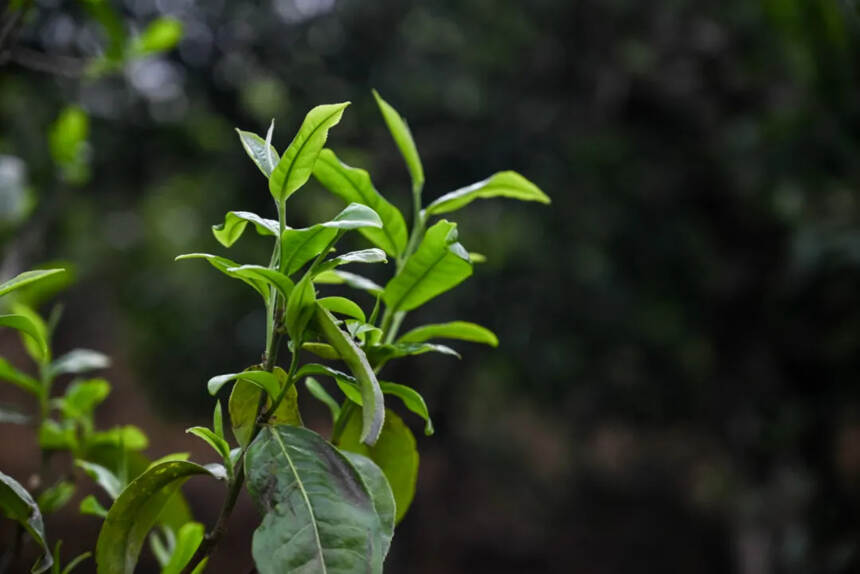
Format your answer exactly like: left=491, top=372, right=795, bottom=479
left=1, top=0, right=860, bottom=572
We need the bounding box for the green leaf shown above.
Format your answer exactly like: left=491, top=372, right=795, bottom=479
left=212, top=401, right=224, bottom=440
left=39, top=420, right=76, bottom=451
left=175, top=253, right=269, bottom=300
left=313, top=269, right=384, bottom=296
left=37, top=481, right=75, bottom=514
left=0, top=470, right=53, bottom=573
left=337, top=379, right=434, bottom=436
left=301, top=342, right=341, bottom=360
left=60, top=550, right=92, bottom=574
left=225, top=265, right=294, bottom=299
left=468, top=252, right=487, bottom=263
left=0, top=357, right=41, bottom=395
left=185, top=427, right=231, bottom=466
left=79, top=495, right=108, bottom=518
left=245, top=425, right=390, bottom=574
left=207, top=369, right=280, bottom=398
left=314, top=305, right=384, bottom=445
left=94, top=461, right=216, bottom=574
left=49, top=349, right=111, bottom=377
left=396, top=320, right=498, bottom=347
left=304, top=377, right=340, bottom=423
left=372, top=90, right=424, bottom=193
left=279, top=203, right=383, bottom=275
left=285, top=274, right=316, bottom=342
left=57, top=378, right=111, bottom=420
left=0, top=269, right=65, bottom=298
left=132, top=18, right=182, bottom=56
left=338, top=409, right=419, bottom=524
left=229, top=367, right=301, bottom=448
left=339, top=451, right=395, bottom=557
left=212, top=211, right=279, bottom=248
left=268, top=102, right=350, bottom=204
left=236, top=127, right=280, bottom=178
left=49, top=107, right=89, bottom=185
left=382, top=220, right=472, bottom=312
left=313, top=148, right=408, bottom=256
left=87, top=426, right=149, bottom=451
left=318, top=296, right=366, bottom=322
left=370, top=342, right=460, bottom=362
left=76, top=461, right=122, bottom=499
left=316, top=248, right=388, bottom=275
left=0, top=310, right=49, bottom=363
left=161, top=522, right=207, bottom=574
left=425, top=171, right=550, bottom=215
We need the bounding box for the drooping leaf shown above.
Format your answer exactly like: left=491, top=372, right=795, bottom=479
left=279, top=203, right=383, bottom=275
left=0, top=269, right=65, bottom=298
left=49, top=349, right=111, bottom=377
left=316, top=248, right=388, bottom=275
left=229, top=367, right=301, bottom=448
left=175, top=253, right=269, bottom=300
left=338, top=409, right=419, bottom=524
left=372, top=90, right=424, bottom=193
left=313, top=148, right=408, bottom=256
left=336, top=379, right=434, bottom=436
left=207, top=369, right=280, bottom=398
left=236, top=129, right=280, bottom=178
left=161, top=522, right=207, bottom=574
left=304, top=377, right=341, bottom=423
left=313, top=269, right=384, bottom=296
left=382, top=220, right=472, bottom=312
left=57, top=378, right=110, bottom=420
left=0, top=357, right=41, bottom=395
left=37, top=481, right=75, bottom=514
left=225, top=265, right=294, bottom=299
left=314, top=305, right=384, bottom=445
left=339, top=451, right=396, bottom=557
left=76, top=461, right=122, bottom=500
left=269, top=102, right=350, bottom=204
left=0, top=311, right=49, bottom=363
left=0, top=470, right=53, bottom=573
left=285, top=274, right=316, bottom=342
left=79, top=495, right=108, bottom=518
left=131, top=18, right=182, bottom=56
left=367, top=342, right=461, bottom=368
left=245, top=425, right=390, bottom=574
left=318, top=296, right=366, bottom=322
left=396, top=320, right=498, bottom=347
left=94, top=461, right=216, bottom=574
left=212, top=211, right=279, bottom=248
left=424, top=171, right=550, bottom=215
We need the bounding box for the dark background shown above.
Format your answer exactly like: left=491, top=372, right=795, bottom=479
left=2, top=0, right=860, bottom=572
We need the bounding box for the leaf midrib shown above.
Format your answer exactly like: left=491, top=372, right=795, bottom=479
left=387, top=246, right=454, bottom=312
left=276, top=107, right=343, bottom=200
left=269, top=428, right=327, bottom=574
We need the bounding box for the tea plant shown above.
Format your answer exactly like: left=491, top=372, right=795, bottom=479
left=1, top=92, right=549, bottom=573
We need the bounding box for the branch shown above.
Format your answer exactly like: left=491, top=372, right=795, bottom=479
left=7, top=47, right=87, bottom=78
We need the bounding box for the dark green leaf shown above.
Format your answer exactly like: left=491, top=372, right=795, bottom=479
left=337, top=409, right=419, bottom=524
left=245, top=425, right=389, bottom=573
left=94, top=461, right=216, bottom=574
left=236, top=127, right=280, bottom=178
left=382, top=220, right=472, bottom=312
left=0, top=269, right=65, bottom=298
left=304, top=377, right=341, bottom=423
left=372, top=90, right=424, bottom=192
left=269, top=102, right=350, bottom=204
left=318, top=296, right=366, bottom=322
left=313, top=148, right=408, bottom=256
left=424, top=171, right=550, bottom=215
left=212, top=211, right=279, bottom=248
left=79, top=495, right=108, bottom=518
left=396, top=320, right=498, bottom=347
left=314, top=305, right=384, bottom=445
left=175, top=253, right=269, bottom=300
left=279, top=203, right=383, bottom=275
left=0, top=470, right=53, bottom=573
left=339, top=451, right=395, bottom=557
left=0, top=357, right=41, bottom=395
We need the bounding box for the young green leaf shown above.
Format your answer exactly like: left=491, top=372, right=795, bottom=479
left=236, top=129, right=280, bottom=178
left=185, top=427, right=231, bottom=467
left=212, top=211, right=280, bottom=247
left=313, top=269, right=385, bottom=296
left=213, top=400, right=224, bottom=440
left=313, top=148, right=409, bottom=256
left=39, top=420, right=76, bottom=451
left=175, top=253, right=269, bottom=300
left=225, top=265, right=294, bottom=299
left=336, top=379, right=434, bottom=436
left=79, top=495, right=108, bottom=518
left=301, top=342, right=341, bottom=360
left=424, top=171, right=550, bottom=215
left=245, top=425, right=390, bottom=574
left=268, top=102, right=350, bottom=204
left=285, top=274, right=316, bottom=342
left=0, top=269, right=66, bottom=298
left=228, top=374, right=301, bottom=448
left=314, top=305, right=384, bottom=445
left=57, top=379, right=111, bottom=419
left=161, top=522, right=207, bottom=574
left=0, top=357, right=41, bottom=395
left=49, top=107, right=89, bottom=185
left=279, top=203, right=383, bottom=275
left=337, top=409, right=419, bottom=524
left=0, top=312, right=49, bottom=363
left=37, top=481, right=75, bottom=514
left=372, top=90, right=424, bottom=193
left=382, top=220, right=473, bottom=312
left=367, top=342, right=460, bottom=370
left=0, top=470, right=53, bottom=573
left=304, top=377, right=341, bottom=423
left=396, top=320, right=498, bottom=347
left=207, top=370, right=280, bottom=398
left=316, top=248, right=388, bottom=275
left=131, top=18, right=182, bottom=56
left=76, top=461, right=123, bottom=500
left=318, top=296, right=366, bottom=322
left=94, top=461, right=217, bottom=574
left=49, top=349, right=111, bottom=377
left=87, top=426, right=149, bottom=451
left=468, top=252, right=487, bottom=263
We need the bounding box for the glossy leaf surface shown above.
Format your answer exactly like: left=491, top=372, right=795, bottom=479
left=212, top=211, right=279, bottom=247
left=0, top=470, right=53, bottom=573
left=424, top=171, right=550, bottom=215
left=236, top=129, right=280, bottom=178
left=0, top=269, right=65, bottom=298
left=396, top=320, right=498, bottom=347
left=372, top=90, right=424, bottom=192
